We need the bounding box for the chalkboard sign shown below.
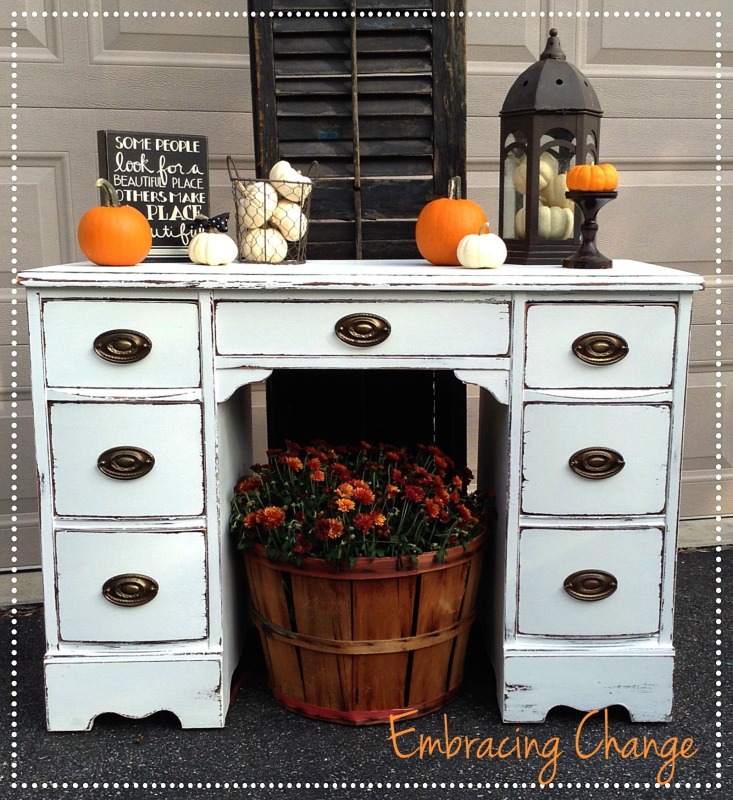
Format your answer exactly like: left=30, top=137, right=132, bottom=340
left=98, top=130, right=210, bottom=260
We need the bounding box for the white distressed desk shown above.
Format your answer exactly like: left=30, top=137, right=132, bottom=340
left=18, top=259, right=703, bottom=729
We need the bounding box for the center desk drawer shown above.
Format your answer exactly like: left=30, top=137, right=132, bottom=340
left=215, top=300, right=510, bottom=357
left=42, top=300, right=201, bottom=389
left=50, top=402, right=204, bottom=517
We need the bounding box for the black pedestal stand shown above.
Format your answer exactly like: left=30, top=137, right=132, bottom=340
left=562, top=191, right=617, bottom=269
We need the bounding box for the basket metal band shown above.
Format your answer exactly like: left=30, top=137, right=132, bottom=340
left=251, top=606, right=476, bottom=656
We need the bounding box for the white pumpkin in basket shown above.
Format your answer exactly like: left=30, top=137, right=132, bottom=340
left=236, top=180, right=279, bottom=229
left=240, top=227, right=288, bottom=264
left=271, top=199, right=309, bottom=242
left=269, top=160, right=312, bottom=203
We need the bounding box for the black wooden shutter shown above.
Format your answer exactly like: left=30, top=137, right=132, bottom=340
left=248, top=0, right=468, bottom=462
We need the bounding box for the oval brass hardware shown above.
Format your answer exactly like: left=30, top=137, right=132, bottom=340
left=335, top=313, right=391, bottom=347
left=568, top=447, right=625, bottom=480
left=97, top=446, right=155, bottom=480
left=564, top=570, right=618, bottom=602
left=93, top=329, right=152, bottom=364
left=572, top=331, right=629, bottom=366
left=102, top=573, right=159, bottom=607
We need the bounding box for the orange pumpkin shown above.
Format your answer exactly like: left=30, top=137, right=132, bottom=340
left=415, top=176, right=488, bottom=266
left=77, top=179, right=152, bottom=266
left=565, top=163, right=619, bottom=193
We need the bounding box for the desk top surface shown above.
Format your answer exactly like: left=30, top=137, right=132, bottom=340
left=17, top=258, right=704, bottom=292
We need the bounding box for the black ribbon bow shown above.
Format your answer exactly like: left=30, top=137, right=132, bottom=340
left=185, top=213, right=230, bottom=234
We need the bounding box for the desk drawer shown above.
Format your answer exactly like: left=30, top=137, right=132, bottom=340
left=525, top=303, right=676, bottom=389
left=517, top=527, right=663, bottom=637
left=42, top=300, right=201, bottom=389
left=50, top=402, right=204, bottom=517
left=215, top=300, right=510, bottom=357
left=521, top=403, right=670, bottom=516
left=56, top=529, right=208, bottom=643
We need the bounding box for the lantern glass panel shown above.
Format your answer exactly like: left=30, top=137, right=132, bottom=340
left=502, top=132, right=527, bottom=239
left=534, top=128, right=576, bottom=241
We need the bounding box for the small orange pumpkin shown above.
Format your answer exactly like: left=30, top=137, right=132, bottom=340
left=415, top=176, right=488, bottom=266
left=565, top=163, right=619, bottom=193
left=77, top=179, right=152, bottom=266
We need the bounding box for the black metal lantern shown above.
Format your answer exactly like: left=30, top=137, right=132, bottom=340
left=499, top=28, right=603, bottom=265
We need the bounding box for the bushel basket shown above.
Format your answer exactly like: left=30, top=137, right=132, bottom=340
left=243, top=535, right=485, bottom=725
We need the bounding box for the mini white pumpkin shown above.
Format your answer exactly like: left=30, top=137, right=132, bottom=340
left=515, top=204, right=574, bottom=240
left=236, top=180, right=279, bottom=229
left=269, top=160, right=312, bottom=203
left=188, top=230, right=238, bottom=266
left=270, top=199, right=308, bottom=242
left=540, top=172, right=574, bottom=209
left=511, top=152, right=558, bottom=195
left=456, top=223, right=507, bottom=269
left=240, top=227, right=288, bottom=264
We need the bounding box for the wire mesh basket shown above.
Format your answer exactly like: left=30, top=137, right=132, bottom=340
left=227, top=156, right=317, bottom=265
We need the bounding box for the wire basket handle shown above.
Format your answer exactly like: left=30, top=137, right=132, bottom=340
left=226, top=155, right=246, bottom=183
left=305, top=160, right=319, bottom=182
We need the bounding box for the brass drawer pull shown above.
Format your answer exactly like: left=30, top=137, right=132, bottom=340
left=94, top=329, right=152, bottom=364
left=572, top=331, right=628, bottom=366
left=569, top=446, right=625, bottom=480
left=564, top=570, right=618, bottom=602
left=97, top=446, right=155, bottom=480
left=335, top=313, right=391, bottom=347
left=102, top=573, right=159, bottom=607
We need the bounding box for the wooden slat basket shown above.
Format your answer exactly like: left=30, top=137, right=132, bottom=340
left=243, top=535, right=485, bottom=725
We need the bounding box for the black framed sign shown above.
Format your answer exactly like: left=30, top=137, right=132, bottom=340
left=98, top=130, right=210, bottom=260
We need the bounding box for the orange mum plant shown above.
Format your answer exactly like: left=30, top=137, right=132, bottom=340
left=230, top=440, right=491, bottom=566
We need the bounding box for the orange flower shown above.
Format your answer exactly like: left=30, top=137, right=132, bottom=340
left=425, top=498, right=442, bottom=519
left=256, top=506, right=286, bottom=530
left=315, top=518, right=344, bottom=540
left=243, top=511, right=258, bottom=529
left=352, top=480, right=375, bottom=505
left=403, top=485, right=425, bottom=503
left=336, top=482, right=354, bottom=498
left=337, top=497, right=356, bottom=512
left=353, top=512, right=376, bottom=532
left=235, top=476, right=261, bottom=494
left=310, top=469, right=325, bottom=482
left=456, top=504, right=477, bottom=524
left=283, top=456, right=303, bottom=471
left=386, top=483, right=400, bottom=499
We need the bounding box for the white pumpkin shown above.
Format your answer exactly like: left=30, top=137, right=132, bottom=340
left=240, top=227, right=288, bottom=264
left=236, top=180, right=279, bottom=229
left=540, top=172, right=574, bottom=209
left=188, top=231, right=238, bottom=266
left=269, top=160, right=312, bottom=203
left=511, top=152, right=558, bottom=195
left=515, top=204, right=574, bottom=240
left=456, top=223, right=507, bottom=269
left=270, top=199, right=309, bottom=242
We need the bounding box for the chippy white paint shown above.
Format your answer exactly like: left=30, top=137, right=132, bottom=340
left=17, top=258, right=702, bottom=729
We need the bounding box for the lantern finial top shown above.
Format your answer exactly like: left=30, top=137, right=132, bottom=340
left=540, top=28, right=566, bottom=61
